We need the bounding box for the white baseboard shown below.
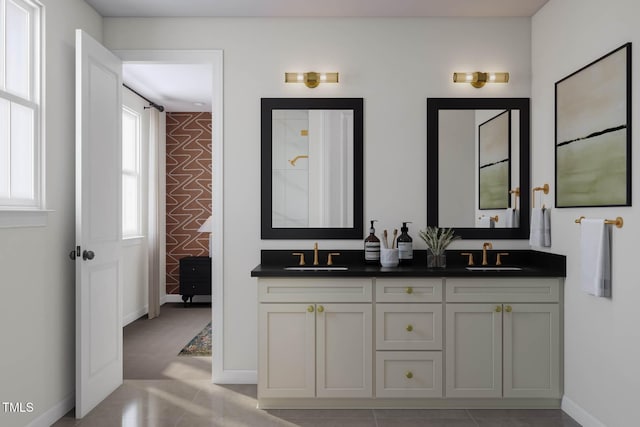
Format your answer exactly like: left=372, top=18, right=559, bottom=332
left=164, top=294, right=213, bottom=304
left=562, top=396, right=607, bottom=427
left=27, top=393, right=74, bottom=427
left=212, top=369, right=257, bottom=385
left=123, top=306, right=148, bottom=326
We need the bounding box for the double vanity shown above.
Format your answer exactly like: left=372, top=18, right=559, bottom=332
left=251, top=249, right=566, bottom=409
left=255, top=95, right=562, bottom=409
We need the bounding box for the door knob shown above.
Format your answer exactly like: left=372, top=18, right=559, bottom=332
left=82, top=250, right=95, bottom=261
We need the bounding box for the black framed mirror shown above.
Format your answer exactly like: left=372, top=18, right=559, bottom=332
left=261, top=98, right=364, bottom=239
left=427, top=98, right=530, bottom=239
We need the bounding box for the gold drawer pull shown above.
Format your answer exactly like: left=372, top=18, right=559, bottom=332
left=307, top=305, right=314, bottom=313
left=406, top=324, right=414, bottom=332
left=495, top=305, right=502, bottom=313
left=317, top=305, right=324, bottom=313
left=405, top=371, right=413, bottom=379
left=505, top=305, right=512, bottom=313
left=405, top=287, right=413, bottom=294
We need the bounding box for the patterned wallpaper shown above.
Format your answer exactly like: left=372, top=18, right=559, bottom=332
left=166, top=112, right=212, bottom=295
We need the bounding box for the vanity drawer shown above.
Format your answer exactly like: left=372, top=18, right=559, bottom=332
left=258, top=278, right=373, bottom=303
left=375, top=278, right=443, bottom=303
left=445, top=278, right=561, bottom=303
left=376, top=304, right=442, bottom=350
left=375, top=351, right=443, bottom=398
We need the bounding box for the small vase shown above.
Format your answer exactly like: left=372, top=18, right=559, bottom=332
left=427, top=253, right=446, bottom=268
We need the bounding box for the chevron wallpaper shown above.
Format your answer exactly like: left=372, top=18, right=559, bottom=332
left=166, top=112, right=212, bottom=295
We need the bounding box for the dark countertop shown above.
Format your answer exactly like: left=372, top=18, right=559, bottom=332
left=251, top=249, right=566, bottom=278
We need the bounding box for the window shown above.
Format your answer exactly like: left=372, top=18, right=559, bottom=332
left=0, top=0, right=43, bottom=224
left=122, top=106, right=142, bottom=238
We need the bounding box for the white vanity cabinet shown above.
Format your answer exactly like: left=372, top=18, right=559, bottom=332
left=256, top=273, right=563, bottom=408
left=445, top=278, right=561, bottom=399
left=374, top=278, right=444, bottom=398
left=258, top=278, right=373, bottom=400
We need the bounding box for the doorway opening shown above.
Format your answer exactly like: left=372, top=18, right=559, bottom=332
left=116, top=51, right=223, bottom=383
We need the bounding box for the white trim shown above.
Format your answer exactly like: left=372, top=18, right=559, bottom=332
left=164, top=294, right=212, bottom=304
left=213, top=369, right=257, bottom=385
left=561, top=396, right=607, bottom=427
left=0, top=0, right=46, bottom=221
left=123, top=305, right=147, bottom=326
left=0, top=209, right=51, bottom=227
left=112, top=48, right=224, bottom=388
left=26, top=393, right=74, bottom=427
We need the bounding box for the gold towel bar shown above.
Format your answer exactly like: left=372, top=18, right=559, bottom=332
left=532, top=183, right=549, bottom=208
left=509, top=187, right=520, bottom=208
left=574, top=216, right=624, bottom=228
left=478, top=215, right=499, bottom=223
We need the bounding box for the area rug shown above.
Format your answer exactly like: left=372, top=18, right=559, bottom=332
left=178, top=322, right=212, bottom=356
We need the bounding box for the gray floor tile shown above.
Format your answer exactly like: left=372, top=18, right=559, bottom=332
left=376, top=419, right=478, bottom=427
left=374, top=409, right=471, bottom=420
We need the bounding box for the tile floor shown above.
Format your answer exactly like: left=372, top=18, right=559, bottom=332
left=53, top=380, right=581, bottom=426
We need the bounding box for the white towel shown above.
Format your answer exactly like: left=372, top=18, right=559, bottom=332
left=479, top=216, right=494, bottom=228
left=542, top=208, right=551, bottom=247
left=505, top=208, right=520, bottom=228
left=580, top=219, right=611, bottom=297
left=529, top=208, right=544, bottom=247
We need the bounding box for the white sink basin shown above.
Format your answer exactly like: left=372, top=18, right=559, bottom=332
left=284, top=266, right=349, bottom=271
left=466, top=266, right=523, bottom=271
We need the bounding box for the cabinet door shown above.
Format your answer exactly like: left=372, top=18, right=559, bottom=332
left=446, top=304, right=502, bottom=398
left=316, top=303, right=373, bottom=398
left=503, top=303, right=560, bottom=398
left=258, top=304, right=315, bottom=398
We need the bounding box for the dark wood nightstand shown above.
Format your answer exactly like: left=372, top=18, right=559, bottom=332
left=179, top=256, right=211, bottom=306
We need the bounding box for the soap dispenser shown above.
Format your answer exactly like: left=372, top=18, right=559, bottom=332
left=398, top=221, right=413, bottom=265
left=364, top=220, right=380, bottom=265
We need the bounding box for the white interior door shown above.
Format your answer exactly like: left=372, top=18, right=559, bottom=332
left=75, top=29, right=123, bottom=418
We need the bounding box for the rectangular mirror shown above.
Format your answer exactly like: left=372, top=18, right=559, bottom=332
left=261, top=98, right=363, bottom=239
left=427, top=98, right=530, bottom=239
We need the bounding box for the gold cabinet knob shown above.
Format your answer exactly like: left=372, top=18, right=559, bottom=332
left=505, top=305, right=512, bottom=313
left=307, top=305, right=314, bottom=313
left=405, top=371, right=413, bottom=379
left=406, top=324, right=414, bottom=332
left=405, top=287, right=413, bottom=294
left=495, top=305, right=502, bottom=313
left=317, top=305, right=324, bottom=313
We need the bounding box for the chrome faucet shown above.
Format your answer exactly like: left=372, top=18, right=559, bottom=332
left=482, top=242, right=493, bottom=266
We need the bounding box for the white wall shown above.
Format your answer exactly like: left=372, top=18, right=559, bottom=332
left=103, top=17, right=532, bottom=380
left=532, top=1, right=640, bottom=426
left=0, top=1, right=102, bottom=426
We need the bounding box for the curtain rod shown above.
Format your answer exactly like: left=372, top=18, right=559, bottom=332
left=122, top=83, right=165, bottom=112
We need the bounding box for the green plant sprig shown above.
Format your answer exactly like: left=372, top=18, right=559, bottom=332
left=418, top=226, right=460, bottom=256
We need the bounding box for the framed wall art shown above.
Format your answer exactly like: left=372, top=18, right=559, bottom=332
left=479, top=110, right=511, bottom=209
left=555, top=42, right=632, bottom=208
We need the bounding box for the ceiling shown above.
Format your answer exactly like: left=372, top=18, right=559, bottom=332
left=101, top=0, right=549, bottom=112
left=86, top=0, right=549, bottom=18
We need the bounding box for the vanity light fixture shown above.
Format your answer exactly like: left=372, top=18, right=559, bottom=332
left=284, top=72, right=339, bottom=88
left=452, top=72, right=509, bottom=88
